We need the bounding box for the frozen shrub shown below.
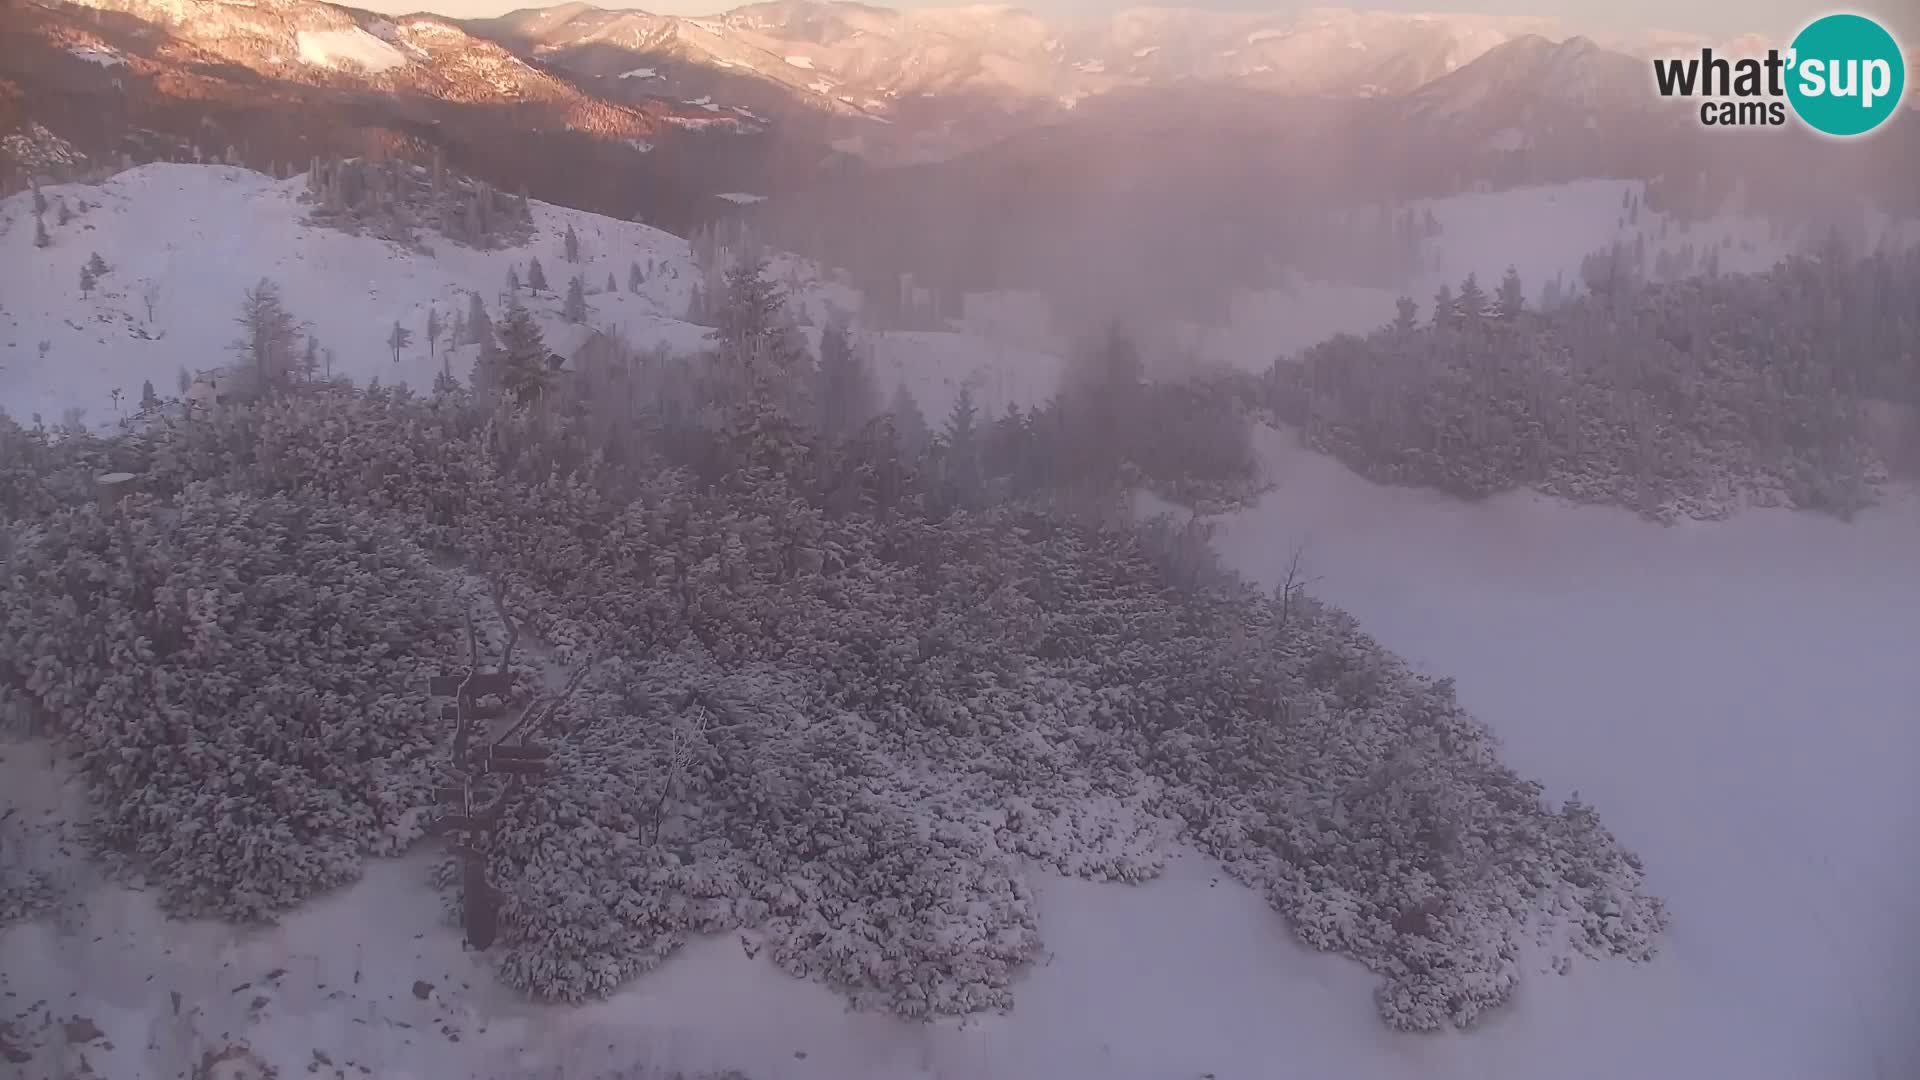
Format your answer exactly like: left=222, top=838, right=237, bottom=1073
left=0, top=411, right=127, bottom=523
left=3, top=382, right=1665, bottom=1030
left=1126, top=377, right=1266, bottom=511
left=457, top=484, right=1663, bottom=1027
left=0, top=489, right=461, bottom=918
left=480, top=654, right=1043, bottom=1014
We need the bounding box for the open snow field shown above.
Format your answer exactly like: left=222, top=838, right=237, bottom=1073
left=1210, top=428, right=1920, bottom=1080
left=0, top=166, right=865, bottom=428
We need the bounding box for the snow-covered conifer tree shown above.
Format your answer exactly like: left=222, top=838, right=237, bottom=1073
left=563, top=276, right=588, bottom=323
left=387, top=320, right=414, bottom=364
left=467, top=292, right=493, bottom=348
left=232, top=278, right=299, bottom=392
left=497, top=298, right=553, bottom=405
left=1496, top=266, right=1524, bottom=320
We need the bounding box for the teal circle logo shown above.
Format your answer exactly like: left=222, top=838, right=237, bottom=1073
left=1786, top=14, right=1906, bottom=137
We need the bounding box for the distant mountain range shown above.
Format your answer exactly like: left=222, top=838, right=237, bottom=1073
left=3, top=0, right=1726, bottom=171
left=2, top=0, right=1913, bottom=303
left=467, top=2, right=1710, bottom=161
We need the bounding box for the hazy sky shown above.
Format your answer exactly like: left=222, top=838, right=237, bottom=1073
left=352, top=0, right=1907, bottom=43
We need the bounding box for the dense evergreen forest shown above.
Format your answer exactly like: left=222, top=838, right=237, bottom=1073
left=0, top=260, right=1664, bottom=1033
left=1272, top=243, right=1920, bottom=520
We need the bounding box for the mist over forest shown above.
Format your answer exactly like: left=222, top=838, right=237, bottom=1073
left=3, top=2, right=1919, bottom=1078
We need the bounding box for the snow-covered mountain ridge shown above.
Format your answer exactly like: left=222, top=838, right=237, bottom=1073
left=472, top=1, right=1794, bottom=108
left=22, top=0, right=1741, bottom=170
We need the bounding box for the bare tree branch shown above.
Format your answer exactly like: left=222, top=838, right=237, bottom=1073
left=500, top=660, right=592, bottom=746
left=1276, top=540, right=1324, bottom=634
left=648, top=703, right=710, bottom=846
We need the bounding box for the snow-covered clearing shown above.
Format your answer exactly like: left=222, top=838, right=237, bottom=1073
left=715, top=192, right=767, bottom=204
left=958, top=288, right=1058, bottom=354
left=662, top=116, right=747, bottom=131
left=868, top=328, right=1061, bottom=423
left=65, top=44, right=126, bottom=67
left=1404, top=179, right=1793, bottom=298
left=294, top=28, right=410, bottom=74
left=784, top=55, right=815, bottom=70
left=617, top=67, right=660, bottom=80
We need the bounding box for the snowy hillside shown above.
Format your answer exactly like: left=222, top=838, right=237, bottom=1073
left=0, top=164, right=1056, bottom=428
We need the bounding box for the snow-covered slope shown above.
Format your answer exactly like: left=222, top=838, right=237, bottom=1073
left=1406, top=34, right=1654, bottom=122
left=6, top=427, right=1914, bottom=1080
left=1057, top=6, right=1567, bottom=97
left=0, top=165, right=684, bottom=425
left=294, top=26, right=410, bottom=73
left=1205, top=431, right=1920, bottom=1080
left=0, top=164, right=1046, bottom=428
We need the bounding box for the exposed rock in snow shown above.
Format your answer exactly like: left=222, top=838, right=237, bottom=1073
left=67, top=43, right=127, bottom=67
